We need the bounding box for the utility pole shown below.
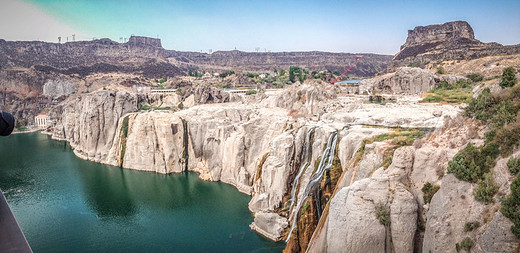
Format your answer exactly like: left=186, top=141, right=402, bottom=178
left=72, top=34, right=75, bottom=41
left=66, top=37, right=68, bottom=42
left=58, top=37, right=61, bottom=43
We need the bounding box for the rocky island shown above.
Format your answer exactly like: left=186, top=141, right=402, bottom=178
left=2, top=21, right=520, bottom=252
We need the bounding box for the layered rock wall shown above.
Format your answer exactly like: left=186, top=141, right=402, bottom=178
left=52, top=90, right=138, bottom=162
left=403, top=21, right=475, bottom=48
left=393, top=21, right=520, bottom=66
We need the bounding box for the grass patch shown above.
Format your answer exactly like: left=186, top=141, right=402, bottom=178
left=355, top=128, right=425, bottom=169
left=420, top=80, right=473, bottom=104
left=422, top=182, right=440, bottom=204
left=375, top=202, right=390, bottom=226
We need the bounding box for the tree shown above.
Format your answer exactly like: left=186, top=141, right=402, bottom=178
left=289, top=66, right=301, bottom=83
left=500, top=67, right=518, bottom=88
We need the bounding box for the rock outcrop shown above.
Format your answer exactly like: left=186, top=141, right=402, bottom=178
left=313, top=147, right=418, bottom=253
left=402, top=21, right=475, bottom=48
left=169, top=50, right=392, bottom=76
left=359, top=67, right=440, bottom=94
left=52, top=90, right=138, bottom=162
left=42, top=79, right=78, bottom=99
left=106, top=111, right=186, bottom=173
left=393, top=21, right=520, bottom=67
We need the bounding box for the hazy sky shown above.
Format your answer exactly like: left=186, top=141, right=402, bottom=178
left=1, top=0, right=519, bottom=55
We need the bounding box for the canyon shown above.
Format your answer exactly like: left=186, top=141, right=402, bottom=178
left=4, top=21, right=520, bottom=252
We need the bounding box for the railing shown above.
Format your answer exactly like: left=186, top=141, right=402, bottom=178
left=0, top=189, right=32, bottom=252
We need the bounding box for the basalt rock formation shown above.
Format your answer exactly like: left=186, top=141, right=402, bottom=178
left=169, top=50, right=392, bottom=76
left=0, top=35, right=391, bottom=124
left=393, top=21, right=520, bottom=67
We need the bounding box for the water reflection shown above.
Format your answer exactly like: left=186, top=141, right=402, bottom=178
left=0, top=133, right=285, bottom=252
left=78, top=163, right=137, bottom=218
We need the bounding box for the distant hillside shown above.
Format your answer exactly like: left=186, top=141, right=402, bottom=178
left=0, top=36, right=391, bottom=78
left=169, top=50, right=392, bottom=77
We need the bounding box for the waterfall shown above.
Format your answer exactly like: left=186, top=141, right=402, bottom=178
left=286, top=130, right=339, bottom=242
left=287, top=127, right=315, bottom=219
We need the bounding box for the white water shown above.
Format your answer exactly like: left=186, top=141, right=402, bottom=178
left=286, top=130, right=339, bottom=242
left=287, top=128, right=315, bottom=220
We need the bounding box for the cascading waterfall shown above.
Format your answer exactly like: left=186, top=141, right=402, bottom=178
left=286, top=130, right=339, bottom=242
left=287, top=127, right=315, bottom=219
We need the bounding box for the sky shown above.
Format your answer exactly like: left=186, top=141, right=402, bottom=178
left=0, top=0, right=519, bottom=55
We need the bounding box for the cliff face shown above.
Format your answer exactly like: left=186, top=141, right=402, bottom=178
left=393, top=21, right=520, bottom=67
left=50, top=78, right=520, bottom=252
left=0, top=35, right=391, bottom=124
left=402, top=21, right=475, bottom=49
left=169, top=50, right=392, bottom=76
left=52, top=90, right=138, bottom=162
left=359, top=67, right=440, bottom=94
left=50, top=85, right=462, bottom=240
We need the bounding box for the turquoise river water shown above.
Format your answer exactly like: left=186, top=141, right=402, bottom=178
left=0, top=133, right=285, bottom=252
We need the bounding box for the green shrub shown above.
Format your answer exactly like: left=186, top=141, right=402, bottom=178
left=456, top=237, right=474, bottom=252
left=448, top=143, right=493, bottom=183
left=245, top=89, right=257, bottom=95
left=422, top=182, right=440, bottom=204
left=465, top=88, right=496, bottom=121
left=507, top=157, right=520, bottom=175
left=421, top=80, right=473, bottom=104
left=493, top=122, right=520, bottom=156
left=464, top=221, right=481, bottom=232
left=375, top=202, right=390, bottom=226
left=178, top=102, right=184, bottom=110
left=289, top=66, right=301, bottom=83
left=247, top=72, right=259, bottom=78
left=474, top=172, right=498, bottom=204
left=501, top=173, right=520, bottom=238
left=466, top=73, right=484, bottom=82
left=500, top=67, right=518, bottom=88
left=437, top=66, right=446, bottom=74
left=490, top=101, right=518, bottom=129
left=381, top=154, right=393, bottom=169
left=219, top=70, right=235, bottom=78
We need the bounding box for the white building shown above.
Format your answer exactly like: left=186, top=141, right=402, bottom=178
left=35, top=115, right=50, bottom=129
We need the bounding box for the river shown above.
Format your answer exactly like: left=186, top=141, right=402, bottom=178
left=0, top=133, right=284, bottom=252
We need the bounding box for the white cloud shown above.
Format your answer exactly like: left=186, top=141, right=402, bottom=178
left=0, top=0, right=89, bottom=42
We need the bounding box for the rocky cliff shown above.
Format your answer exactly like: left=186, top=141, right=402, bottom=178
left=0, top=35, right=391, bottom=124
left=393, top=21, right=520, bottom=67
left=359, top=67, right=440, bottom=94
left=52, top=90, right=139, bottom=162
left=49, top=71, right=520, bottom=252
left=49, top=84, right=464, bottom=242
left=169, top=50, right=392, bottom=76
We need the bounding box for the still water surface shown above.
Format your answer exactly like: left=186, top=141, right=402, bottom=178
left=0, top=133, right=284, bottom=252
